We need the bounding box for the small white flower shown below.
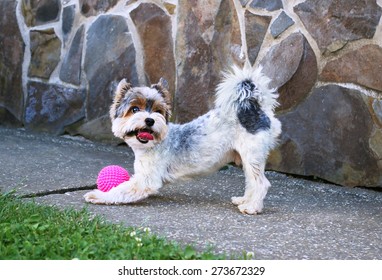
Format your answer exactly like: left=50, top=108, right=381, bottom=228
left=246, top=252, right=255, bottom=259
left=130, top=231, right=136, bottom=237
left=137, top=243, right=143, bottom=247
left=143, top=227, right=151, bottom=233
left=135, top=237, right=142, bottom=242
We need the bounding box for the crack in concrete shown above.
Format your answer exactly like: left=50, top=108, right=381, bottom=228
left=20, top=185, right=96, bottom=198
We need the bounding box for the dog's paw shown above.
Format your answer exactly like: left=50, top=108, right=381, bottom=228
left=231, top=196, right=246, bottom=206
left=232, top=196, right=263, bottom=214
left=84, top=183, right=153, bottom=205
left=119, top=186, right=151, bottom=203
left=84, top=189, right=108, bottom=204
left=237, top=203, right=263, bottom=215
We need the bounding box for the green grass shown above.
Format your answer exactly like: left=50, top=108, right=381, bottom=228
left=0, top=192, right=224, bottom=260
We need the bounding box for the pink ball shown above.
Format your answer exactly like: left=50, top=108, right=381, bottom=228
left=97, top=165, right=130, bottom=192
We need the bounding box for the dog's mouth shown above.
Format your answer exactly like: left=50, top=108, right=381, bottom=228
left=125, top=129, right=154, bottom=144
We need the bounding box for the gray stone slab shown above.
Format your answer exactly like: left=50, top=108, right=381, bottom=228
left=270, top=11, right=294, bottom=38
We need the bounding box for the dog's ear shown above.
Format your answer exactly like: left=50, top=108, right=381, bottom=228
left=157, top=77, right=169, bottom=90
left=152, top=78, right=172, bottom=122
left=110, top=79, right=132, bottom=120
left=152, top=78, right=171, bottom=105
left=115, top=79, right=132, bottom=100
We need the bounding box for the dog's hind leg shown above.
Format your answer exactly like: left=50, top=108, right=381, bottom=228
left=232, top=132, right=272, bottom=214
left=232, top=159, right=270, bottom=214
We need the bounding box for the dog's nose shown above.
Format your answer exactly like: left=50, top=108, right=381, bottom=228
left=145, top=118, right=155, bottom=127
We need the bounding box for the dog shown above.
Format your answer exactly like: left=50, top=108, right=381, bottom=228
left=84, top=65, right=281, bottom=214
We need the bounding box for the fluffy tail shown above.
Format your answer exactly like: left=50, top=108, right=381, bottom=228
left=214, top=65, right=278, bottom=113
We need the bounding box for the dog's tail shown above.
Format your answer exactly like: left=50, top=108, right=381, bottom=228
left=215, top=65, right=278, bottom=113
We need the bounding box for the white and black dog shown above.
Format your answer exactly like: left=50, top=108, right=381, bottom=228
left=84, top=65, right=281, bottom=214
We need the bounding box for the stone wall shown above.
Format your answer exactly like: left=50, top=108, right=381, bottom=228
left=1, top=0, right=382, bottom=188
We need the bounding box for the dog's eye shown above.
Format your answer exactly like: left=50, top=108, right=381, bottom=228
left=132, top=106, right=140, bottom=113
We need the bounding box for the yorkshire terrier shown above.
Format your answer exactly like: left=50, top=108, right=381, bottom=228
left=84, top=65, right=281, bottom=214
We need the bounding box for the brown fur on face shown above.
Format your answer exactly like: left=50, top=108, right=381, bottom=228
left=110, top=78, right=172, bottom=122
left=121, top=95, right=170, bottom=119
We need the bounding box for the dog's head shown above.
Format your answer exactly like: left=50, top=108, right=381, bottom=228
left=110, top=78, right=171, bottom=149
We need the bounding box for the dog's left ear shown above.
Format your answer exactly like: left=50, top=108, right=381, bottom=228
left=152, top=78, right=171, bottom=105
left=157, top=77, right=169, bottom=90
left=152, top=78, right=172, bottom=121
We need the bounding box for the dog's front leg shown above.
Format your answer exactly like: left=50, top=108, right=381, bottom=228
left=84, top=177, right=159, bottom=205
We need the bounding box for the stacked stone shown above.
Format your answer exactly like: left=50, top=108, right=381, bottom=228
left=0, top=0, right=382, bottom=188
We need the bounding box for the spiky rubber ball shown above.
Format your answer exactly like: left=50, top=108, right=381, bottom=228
left=97, top=165, right=130, bottom=192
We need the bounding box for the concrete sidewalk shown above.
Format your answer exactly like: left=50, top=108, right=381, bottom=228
left=1, top=126, right=381, bottom=259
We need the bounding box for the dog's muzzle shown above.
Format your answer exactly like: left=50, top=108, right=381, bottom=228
left=125, top=128, right=154, bottom=144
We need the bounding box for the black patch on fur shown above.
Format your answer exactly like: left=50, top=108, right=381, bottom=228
left=145, top=99, right=155, bottom=112
left=169, top=124, right=197, bottom=152
left=240, top=79, right=256, bottom=93
left=237, top=99, right=270, bottom=134
left=166, top=116, right=209, bottom=153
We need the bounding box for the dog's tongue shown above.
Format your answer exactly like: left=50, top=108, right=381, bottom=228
left=137, top=131, right=154, bottom=141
